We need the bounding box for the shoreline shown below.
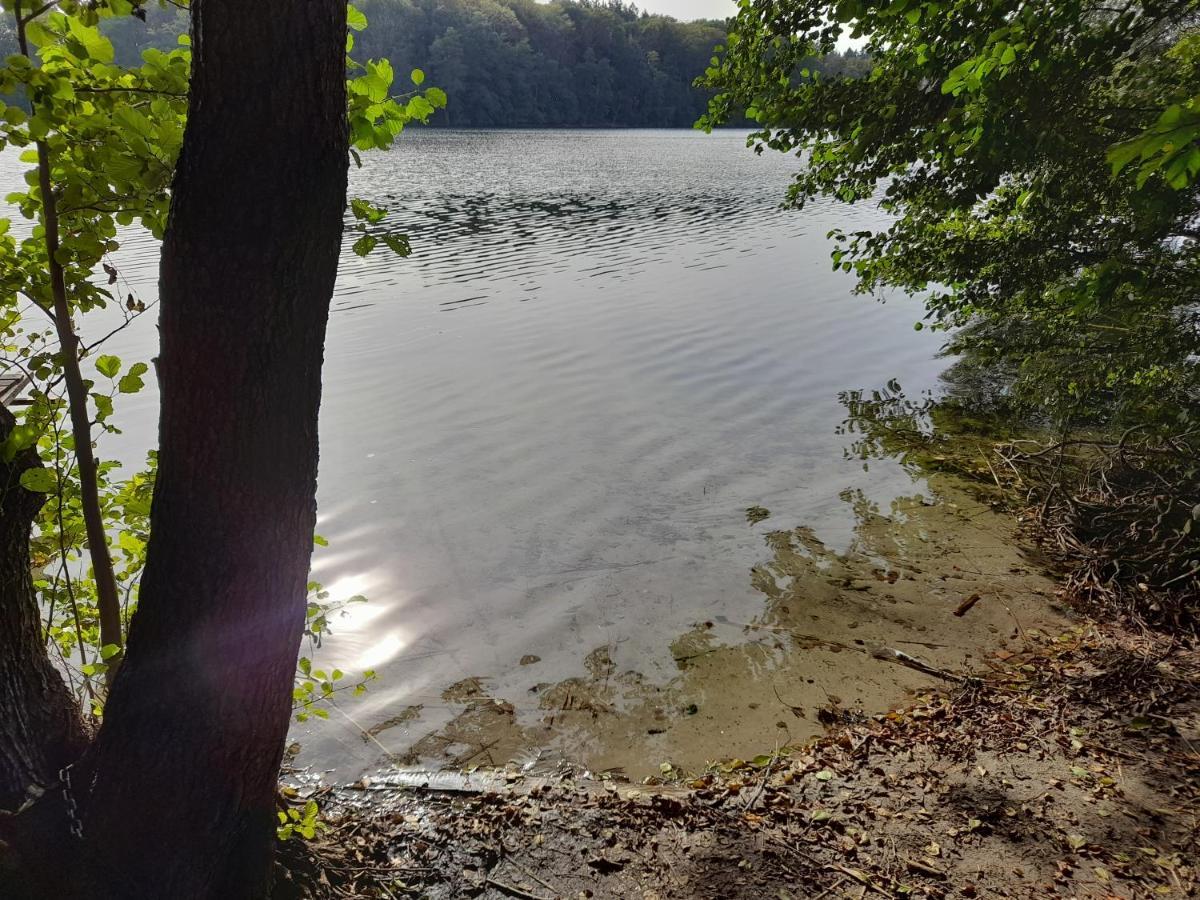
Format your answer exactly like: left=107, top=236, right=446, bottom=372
left=276, top=419, right=1199, bottom=898
left=278, top=620, right=1199, bottom=899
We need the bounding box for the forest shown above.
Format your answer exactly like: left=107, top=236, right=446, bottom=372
left=0, top=0, right=871, bottom=127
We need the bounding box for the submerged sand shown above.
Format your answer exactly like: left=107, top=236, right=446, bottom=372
left=362, top=474, right=1066, bottom=777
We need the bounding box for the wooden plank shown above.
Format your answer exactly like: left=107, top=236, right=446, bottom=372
left=0, top=373, right=30, bottom=406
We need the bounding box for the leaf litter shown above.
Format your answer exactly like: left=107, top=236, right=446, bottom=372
left=276, top=623, right=1199, bottom=899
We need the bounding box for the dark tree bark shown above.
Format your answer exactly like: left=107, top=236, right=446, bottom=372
left=75, top=2, right=350, bottom=897
left=0, top=405, right=86, bottom=865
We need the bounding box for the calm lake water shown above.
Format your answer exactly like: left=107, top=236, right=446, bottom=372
left=3, top=130, right=1057, bottom=776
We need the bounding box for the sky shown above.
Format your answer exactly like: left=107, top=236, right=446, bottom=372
left=626, top=0, right=737, bottom=21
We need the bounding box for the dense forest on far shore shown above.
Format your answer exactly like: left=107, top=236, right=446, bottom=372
left=1, top=0, right=870, bottom=128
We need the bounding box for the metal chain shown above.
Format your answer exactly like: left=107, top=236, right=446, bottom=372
left=58, top=763, right=85, bottom=840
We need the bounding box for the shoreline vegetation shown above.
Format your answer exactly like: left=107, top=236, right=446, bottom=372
left=275, top=408, right=1200, bottom=899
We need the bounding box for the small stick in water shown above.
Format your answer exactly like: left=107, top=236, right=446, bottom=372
left=954, top=593, right=982, bottom=617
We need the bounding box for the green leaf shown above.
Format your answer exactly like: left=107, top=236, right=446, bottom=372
left=381, top=233, right=411, bottom=257
left=28, top=114, right=50, bottom=141
left=95, top=355, right=121, bottom=378
left=1107, top=138, right=1144, bottom=176
left=411, top=68, right=425, bottom=86
left=347, top=4, right=368, bottom=32
left=118, top=531, right=144, bottom=554
left=2, top=422, right=40, bottom=462
left=67, top=16, right=114, bottom=63
left=19, top=467, right=56, bottom=493
left=24, top=20, right=54, bottom=48
left=350, top=197, right=387, bottom=223
left=118, top=371, right=145, bottom=393
left=352, top=234, right=377, bottom=257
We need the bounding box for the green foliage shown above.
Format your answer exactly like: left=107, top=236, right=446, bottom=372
left=1109, top=33, right=1200, bottom=189
left=347, top=58, right=445, bottom=150
left=0, top=0, right=188, bottom=698
left=277, top=799, right=326, bottom=842
left=702, top=0, right=1200, bottom=429
left=294, top=586, right=377, bottom=724
left=349, top=196, right=410, bottom=259
left=1109, top=94, right=1200, bottom=188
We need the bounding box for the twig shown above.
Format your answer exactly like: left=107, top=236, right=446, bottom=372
left=1162, top=564, right=1200, bottom=587
left=813, top=875, right=847, bottom=900
left=953, top=593, right=982, bottom=617
left=485, top=877, right=555, bottom=900
left=742, top=752, right=778, bottom=810
left=502, top=861, right=563, bottom=899
left=869, top=646, right=963, bottom=683
left=979, top=449, right=1003, bottom=489
left=904, top=857, right=947, bottom=879
left=826, top=863, right=894, bottom=897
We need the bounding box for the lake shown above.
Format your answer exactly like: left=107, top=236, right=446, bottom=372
left=3, top=129, right=1058, bottom=777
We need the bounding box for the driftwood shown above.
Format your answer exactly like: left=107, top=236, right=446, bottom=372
left=868, top=646, right=964, bottom=683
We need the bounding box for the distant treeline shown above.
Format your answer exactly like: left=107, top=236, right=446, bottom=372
left=1, top=0, right=870, bottom=128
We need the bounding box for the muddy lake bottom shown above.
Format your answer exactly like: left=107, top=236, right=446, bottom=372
left=347, top=474, right=1069, bottom=779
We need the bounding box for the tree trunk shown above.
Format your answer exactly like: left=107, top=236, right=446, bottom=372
left=79, top=2, right=349, bottom=897
left=0, top=405, right=86, bottom=895
left=0, top=405, right=85, bottom=807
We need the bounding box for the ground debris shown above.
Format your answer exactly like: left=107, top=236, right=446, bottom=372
left=276, top=625, right=1199, bottom=899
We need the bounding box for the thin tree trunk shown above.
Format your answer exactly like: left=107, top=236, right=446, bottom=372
left=80, top=1, right=349, bottom=897
left=14, top=2, right=125, bottom=678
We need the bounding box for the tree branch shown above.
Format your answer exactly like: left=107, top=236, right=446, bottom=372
left=18, top=0, right=57, bottom=25
left=75, top=86, right=187, bottom=98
